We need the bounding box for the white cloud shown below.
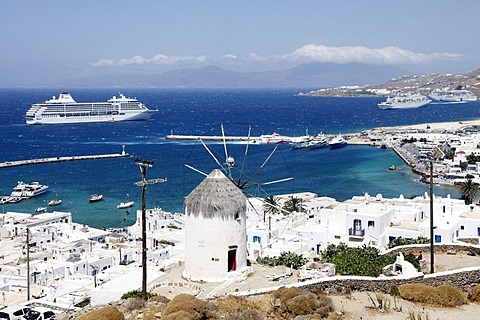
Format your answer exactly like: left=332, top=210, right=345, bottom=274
left=92, top=45, right=463, bottom=68
left=222, top=54, right=237, bottom=60
left=278, top=44, right=463, bottom=65
left=92, top=59, right=115, bottom=67
left=92, top=54, right=210, bottom=67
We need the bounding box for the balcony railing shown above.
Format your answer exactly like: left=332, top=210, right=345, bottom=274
left=349, top=228, right=365, bottom=239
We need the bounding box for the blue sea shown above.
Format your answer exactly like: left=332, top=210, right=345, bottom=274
left=1, top=88, right=479, bottom=228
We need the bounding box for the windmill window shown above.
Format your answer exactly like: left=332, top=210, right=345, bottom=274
left=368, top=221, right=375, bottom=228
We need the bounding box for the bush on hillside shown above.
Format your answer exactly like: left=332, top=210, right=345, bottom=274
left=468, top=284, right=480, bottom=302
left=272, top=287, right=334, bottom=319
left=385, top=236, right=430, bottom=249
left=121, top=289, right=156, bottom=300
left=79, top=306, right=124, bottom=320
left=399, top=283, right=468, bottom=307
left=162, top=293, right=209, bottom=319
left=322, top=243, right=396, bottom=276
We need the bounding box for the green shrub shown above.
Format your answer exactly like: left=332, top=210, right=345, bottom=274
left=386, top=236, right=430, bottom=249
left=322, top=243, right=396, bottom=277
left=121, top=290, right=156, bottom=300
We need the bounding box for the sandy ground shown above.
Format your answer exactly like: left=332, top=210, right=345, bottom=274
left=152, top=251, right=480, bottom=319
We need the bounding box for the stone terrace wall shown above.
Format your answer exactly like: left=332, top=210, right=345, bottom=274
left=235, top=243, right=480, bottom=298
left=300, top=267, right=480, bottom=294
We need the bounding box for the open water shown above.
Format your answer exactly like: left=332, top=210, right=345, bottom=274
left=1, top=88, right=479, bottom=228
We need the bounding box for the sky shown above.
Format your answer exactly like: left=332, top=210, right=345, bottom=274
left=1, top=0, right=479, bottom=86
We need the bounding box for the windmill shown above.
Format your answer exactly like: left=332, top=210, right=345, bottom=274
left=184, top=124, right=295, bottom=235
left=184, top=123, right=294, bottom=195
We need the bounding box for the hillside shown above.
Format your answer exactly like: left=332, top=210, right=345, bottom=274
left=300, top=68, right=480, bottom=97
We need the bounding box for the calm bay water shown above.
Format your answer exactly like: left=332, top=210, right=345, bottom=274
left=1, top=88, right=477, bottom=228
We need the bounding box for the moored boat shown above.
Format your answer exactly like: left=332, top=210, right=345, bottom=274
left=378, top=91, right=431, bottom=110
left=117, top=201, right=134, bottom=209
left=11, top=181, right=49, bottom=198
left=329, top=134, right=347, bottom=149
left=89, top=194, right=103, bottom=203
left=48, top=199, right=62, bottom=206
left=35, top=207, right=47, bottom=213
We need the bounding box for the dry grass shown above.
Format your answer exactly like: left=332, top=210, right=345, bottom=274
left=162, top=293, right=209, bottom=319
left=271, top=287, right=334, bottom=319
left=123, top=297, right=146, bottom=313
left=78, top=306, right=125, bottom=320
left=467, top=285, right=480, bottom=303
left=148, top=294, right=171, bottom=304
left=399, top=283, right=468, bottom=307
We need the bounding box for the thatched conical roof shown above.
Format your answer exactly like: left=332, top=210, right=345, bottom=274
left=184, top=169, right=246, bottom=219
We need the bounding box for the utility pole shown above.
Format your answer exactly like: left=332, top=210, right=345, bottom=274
left=429, top=159, right=435, bottom=274
left=134, top=158, right=166, bottom=301
left=26, top=228, right=30, bottom=301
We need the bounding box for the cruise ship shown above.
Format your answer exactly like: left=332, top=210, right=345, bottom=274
left=378, top=91, right=431, bottom=110
left=428, top=87, right=478, bottom=102
left=25, top=93, right=157, bottom=125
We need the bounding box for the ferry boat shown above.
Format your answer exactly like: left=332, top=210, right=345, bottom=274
left=428, top=87, right=478, bottom=102
left=25, top=93, right=157, bottom=125
left=378, top=91, right=431, bottom=110
left=11, top=181, right=49, bottom=198
left=254, top=132, right=287, bottom=144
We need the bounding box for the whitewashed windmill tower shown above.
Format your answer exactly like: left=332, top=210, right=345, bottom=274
left=183, top=169, right=248, bottom=282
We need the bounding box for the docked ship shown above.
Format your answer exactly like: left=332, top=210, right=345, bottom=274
left=378, top=91, right=431, bottom=110
left=25, top=93, right=157, bottom=125
left=10, top=181, right=49, bottom=198
left=428, top=86, right=478, bottom=102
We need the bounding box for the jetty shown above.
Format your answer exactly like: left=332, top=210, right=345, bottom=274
left=166, top=134, right=260, bottom=142
left=0, top=152, right=130, bottom=169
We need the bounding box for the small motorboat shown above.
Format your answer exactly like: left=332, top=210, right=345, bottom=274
left=48, top=199, right=62, bottom=206
left=117, top=201, right=134, bottom=209
left=35, top=207, right=47, bottom=213
left=89, top=194, right=104, bottom=203
left=389, top=165, right=396, bottom=171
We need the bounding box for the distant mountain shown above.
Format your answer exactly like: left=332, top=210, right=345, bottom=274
left=60, top=63, right=409, bottom=88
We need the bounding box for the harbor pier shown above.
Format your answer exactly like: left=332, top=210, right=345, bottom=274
left=0, top=152, right=130, bottom=169
left=165, top=134, right=260, bottom=142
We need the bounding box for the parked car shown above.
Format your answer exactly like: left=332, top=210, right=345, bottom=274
left=0, top=305, right=32, bottom=320
left=22, top=307, right=56, bottom=320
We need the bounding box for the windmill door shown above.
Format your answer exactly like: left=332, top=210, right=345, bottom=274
left=228, top=248, right=237, bottom=271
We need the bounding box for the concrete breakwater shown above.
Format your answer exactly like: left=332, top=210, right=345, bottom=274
left=0, top=153, right=130, bottom=168
left=166, top=134, right=257, bottom=141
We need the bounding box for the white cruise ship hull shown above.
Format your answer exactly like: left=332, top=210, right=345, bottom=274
left=378, top=100, right=431, bottom=110
left=25, top=93, right=157, bottom=125
left=26, top=110, right=156, bottom=125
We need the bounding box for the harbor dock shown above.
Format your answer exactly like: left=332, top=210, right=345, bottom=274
left=166, top=134, right=260, bottom=141
left=0, top=152, right=130, bottom=168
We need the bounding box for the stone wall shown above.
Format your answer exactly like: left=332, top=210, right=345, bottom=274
left=234, top=243, right=480, bottom=298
